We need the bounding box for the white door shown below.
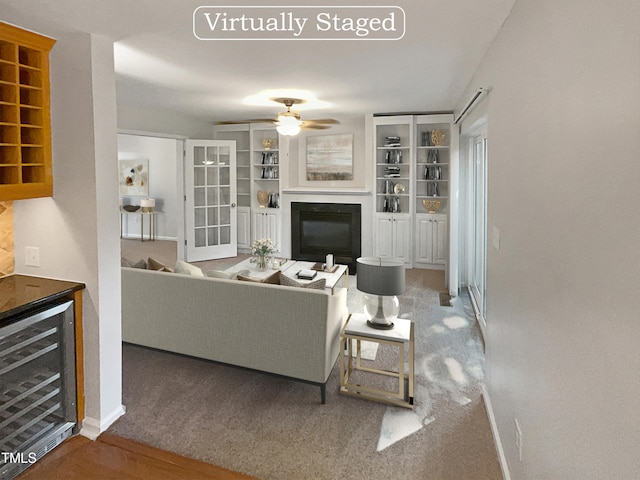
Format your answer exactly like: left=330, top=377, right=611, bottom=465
left=374, top=215, right=394, bottom=258
left=252, top=210, right=281, bottom=252
left=416, top=216, right=434, bottom=264
left=184, top=140, right=237, bottom=261
left=433, top=215, right=448, bottom=264
left=237, top=206, right=251, bottom=250
left=393, top=215, right=412, bottom=263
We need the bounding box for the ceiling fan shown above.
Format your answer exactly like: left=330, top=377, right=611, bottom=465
left=216, top=98, right=339, bottom=136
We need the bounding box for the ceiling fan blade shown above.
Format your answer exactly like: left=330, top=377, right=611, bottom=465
left=302, top=118, right=340, bottom=125
left=301, top=124, right=330, bottom=130
left=216, top=119, right=277, bottom=125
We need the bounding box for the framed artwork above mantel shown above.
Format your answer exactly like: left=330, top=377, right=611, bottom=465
left=306, top=134, right=353, bottom=181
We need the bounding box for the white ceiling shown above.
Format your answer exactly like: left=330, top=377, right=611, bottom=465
left=1, top=0, right=515, bottom=123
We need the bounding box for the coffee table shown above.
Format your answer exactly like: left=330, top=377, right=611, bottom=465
left=225, top=257, right=296, bottom=280
left=281, top=261, right=349, bottom=294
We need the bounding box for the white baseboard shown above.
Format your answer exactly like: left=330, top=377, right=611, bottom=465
left=121, top=234, right=177, bottom=241
left=79, top=404, right=126, bottom=440
left=481, top=384, right=511, bottom=480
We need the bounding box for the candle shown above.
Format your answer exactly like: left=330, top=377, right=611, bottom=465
left=326, top=254, right=334, bottom=269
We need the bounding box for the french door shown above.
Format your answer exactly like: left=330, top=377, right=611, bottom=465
left=469, top=132, right=488, bottom=326
left=184, top=140, right=237, bottom=261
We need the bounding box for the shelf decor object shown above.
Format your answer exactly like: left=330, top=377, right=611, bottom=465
left=256, top=190, right=269, bottom=208
left=356, top=256, right=406, bottom=330
left=422, top=199, right=441, bottom=213
left=431, top=129, right=446, bottom=146
left=261, top=138, right=276, bottom=150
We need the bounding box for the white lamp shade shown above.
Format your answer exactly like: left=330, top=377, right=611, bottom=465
left=356, top=257, right=405, bottom=296
left=140, top=198, right=155, bottom=208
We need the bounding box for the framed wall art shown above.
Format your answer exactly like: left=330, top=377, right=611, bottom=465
left=119, top=159, right=149, bottom=196
left=306, top=134, right=353, bottom=181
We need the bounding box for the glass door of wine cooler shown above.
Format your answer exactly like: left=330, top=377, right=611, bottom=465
left=0, top=300, right=77, bottom=480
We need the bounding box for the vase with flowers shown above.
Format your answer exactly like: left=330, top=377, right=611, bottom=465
left=251, top=238, right=275, bottom=271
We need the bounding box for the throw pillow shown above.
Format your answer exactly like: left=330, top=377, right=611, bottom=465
left=205, top=270, right=234, bottom=280
left=174, top=260, right=204, bottom=277
left=207, top=269, right=251, bottom=280
left=147, top=257, right=173, bottom=272
left=280, top=274, right=327, bottom=290
left=121, top=257, right=147, bottom=269
left=237, top=270, right=281, bottom=284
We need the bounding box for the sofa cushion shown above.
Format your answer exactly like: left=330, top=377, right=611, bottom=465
left=175, top=260, right=204, bottom=277
left=147, top=257, right=173, bottom=272
left=280, top=274, right=327, bottom=290
left=237, top=270, right=281, bottom=284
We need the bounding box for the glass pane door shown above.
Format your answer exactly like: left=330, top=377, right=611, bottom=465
left=185, top=140, right=236, bottom=261
left=470, top=135, right=488, bottom=323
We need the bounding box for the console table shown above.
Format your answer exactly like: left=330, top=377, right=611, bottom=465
left=339, top=313, right=415, bottom=408
left=120, top=210, right=158, bottom=242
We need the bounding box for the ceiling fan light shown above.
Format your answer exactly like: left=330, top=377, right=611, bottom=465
left=276, top=123, right=301, bottom=136
left=277, top=114, right=301, bottom=126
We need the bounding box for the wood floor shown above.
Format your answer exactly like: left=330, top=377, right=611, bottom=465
left=17, top=433, right=256, bottom=480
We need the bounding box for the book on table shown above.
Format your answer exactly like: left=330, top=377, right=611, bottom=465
left=297, top=269, right=317, bottom=280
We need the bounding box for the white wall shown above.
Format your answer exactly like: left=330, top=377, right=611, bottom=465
left=117, top=104, right=213, bottom=139
left=286, top=115, right=369, bottom=190
left=12, top=29, right=124, bottom=437
left=457, top=1, right=640, bottom=478
left=117, top=134, right=179, bottom=240
left=279, top=115, right=373, bottom=257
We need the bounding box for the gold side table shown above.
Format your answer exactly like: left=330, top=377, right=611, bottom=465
left=339, top=313, right=414, bottom=408
left=120, top=209, right=157, bottom=242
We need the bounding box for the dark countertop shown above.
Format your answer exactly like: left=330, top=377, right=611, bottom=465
left=0, top=274, right=85, bottom=325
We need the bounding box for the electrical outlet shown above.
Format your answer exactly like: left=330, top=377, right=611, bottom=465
left=515, top=418, right=523, bottom=461
left=25, top=246, right=40, bottom=267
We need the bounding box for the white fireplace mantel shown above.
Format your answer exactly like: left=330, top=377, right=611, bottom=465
left=282, top=188, right=371, bottom=196
left=279, top=189, right=374, bottom=259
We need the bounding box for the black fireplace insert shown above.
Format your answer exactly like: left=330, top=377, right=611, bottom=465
left=291, top=202, right=361, bottom=273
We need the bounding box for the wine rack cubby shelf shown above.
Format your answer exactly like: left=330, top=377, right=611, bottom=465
left=0, top=22, right=55, bottom=201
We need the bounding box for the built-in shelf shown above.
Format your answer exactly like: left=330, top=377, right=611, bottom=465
left=0, top=23, right=56, bottom=201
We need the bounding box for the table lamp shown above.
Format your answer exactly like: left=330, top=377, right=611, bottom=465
left=140, top=198, right=155, bottom=213
left=356, top=257, right=405, bottom=330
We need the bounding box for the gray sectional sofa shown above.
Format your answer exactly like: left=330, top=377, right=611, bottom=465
left=121, top=267, right=349, bottom=403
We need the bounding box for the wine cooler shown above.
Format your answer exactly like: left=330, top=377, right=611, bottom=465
left=0, top=300, right=77, bottom=480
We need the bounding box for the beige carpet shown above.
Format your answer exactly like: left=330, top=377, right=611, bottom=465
left=112, top=250, right=502, bottom=480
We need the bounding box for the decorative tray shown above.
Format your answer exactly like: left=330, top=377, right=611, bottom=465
left=311, top=263, right=339, bottom=273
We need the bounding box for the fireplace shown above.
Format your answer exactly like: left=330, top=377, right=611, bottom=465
left=291, top=202, right=361, bottom=273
